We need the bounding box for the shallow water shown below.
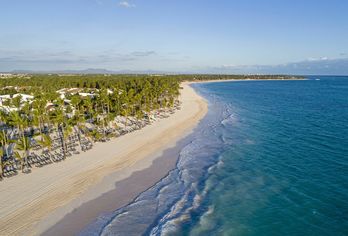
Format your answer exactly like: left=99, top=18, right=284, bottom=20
left=81, top=76, right=348, bottom=236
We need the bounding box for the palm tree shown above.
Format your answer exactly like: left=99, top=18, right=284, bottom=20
left=8, top=112, right=23, bottom=137
left=62, top=124, right=73, bottom=156
left=0, top=132, right=8, bottom=179
left=0, top=130, right=10, bottom=159
left=0, top=74, right=184, bottom=178
left=11, top=95, right=22, bottom=110
left=32, top=97, right=48, bottom=137
left=49, top=99, right=68, bottom=158
left=70, top=95, right=81, bottom=113
left=72, top=109, right=85, bottom=149
left=38, top=134, right=52, bottom=153
left=0, top=110, right=7, bottom=125
left=14, top=136, right=32, bottom=173
left=0, top=147, right=3, bottom=180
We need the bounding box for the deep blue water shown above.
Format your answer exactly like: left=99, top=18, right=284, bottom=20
left=81, top=76, right=348, bottom=236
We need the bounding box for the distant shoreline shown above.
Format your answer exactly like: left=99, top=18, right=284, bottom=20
left=190, top=77, right=307, bottom=84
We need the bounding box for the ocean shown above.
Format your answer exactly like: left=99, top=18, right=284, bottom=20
left=80, top=76, right=348, bottom=236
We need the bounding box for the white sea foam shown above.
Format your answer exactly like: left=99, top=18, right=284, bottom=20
left=81, top=91, right=233, bottom=236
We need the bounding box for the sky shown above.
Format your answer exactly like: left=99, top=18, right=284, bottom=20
left=0, top=0, right=348, bottom=74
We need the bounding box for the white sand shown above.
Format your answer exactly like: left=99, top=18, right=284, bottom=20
left=0, top=83, right=207, bottom=236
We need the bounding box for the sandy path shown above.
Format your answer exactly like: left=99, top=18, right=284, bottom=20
left=0, top=83, right=207, bottom=236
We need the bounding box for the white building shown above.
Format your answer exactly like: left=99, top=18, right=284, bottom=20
left=78, top=92, right=95, bottom=98
left=0, top=73, right=13, bottom=78
left=13, top=93, right=34, bottom=103
left=0, top=105, right=19, bottom=113
left=12, top=93, right=34, bottom=102
left=0, top=95, right=11, bottom=106
left=56, top=88, right=83, bottom=99
left=0, top=93, right=34, bottom=108
left=107, top=89, right=114, bottom=95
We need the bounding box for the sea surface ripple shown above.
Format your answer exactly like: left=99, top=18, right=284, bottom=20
left=81, top=76, right=348, bottom=236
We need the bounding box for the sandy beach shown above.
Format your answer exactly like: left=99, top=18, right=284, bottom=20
left=0, top=82, right=207, bottom=236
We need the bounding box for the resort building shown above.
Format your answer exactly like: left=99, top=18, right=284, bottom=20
left=13, top=93, right=34, bottom=103
left=0, top=95, right=11, bottom=106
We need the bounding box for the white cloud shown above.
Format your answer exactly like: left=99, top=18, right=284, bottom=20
left=221, top=64, right=238, bottom=68
left=118, top=1, right=136, bottom=8
left=0, top=49, right=159, bottom=71
left=131, top=51, right=156, bottom=57
left=307, top=56, right=329, bottom=61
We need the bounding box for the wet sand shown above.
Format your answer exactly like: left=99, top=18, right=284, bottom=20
left=43, top=135, right=192, bottom=235
left=0, top=82, right=207, bottom=235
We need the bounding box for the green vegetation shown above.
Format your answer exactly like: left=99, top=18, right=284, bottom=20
left=0, top=74, right=302, bottom=95
left=0, top=74, right=302, bottom=180
left=0, top=74, right=180, bottom=180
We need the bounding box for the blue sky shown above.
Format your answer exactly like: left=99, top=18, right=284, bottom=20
left=1, top=0, right=348, bottom=74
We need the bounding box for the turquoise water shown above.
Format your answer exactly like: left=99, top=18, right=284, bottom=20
left=82, top=76, right=348, bottom=236
left=184, top=77, right=348, bottom=236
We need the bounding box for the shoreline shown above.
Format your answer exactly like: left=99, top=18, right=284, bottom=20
left=0, top=82, right=208, bottom=236
left=191, top=78, right=307, bottom=84
left=43, top=134, right=193, bottom=235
